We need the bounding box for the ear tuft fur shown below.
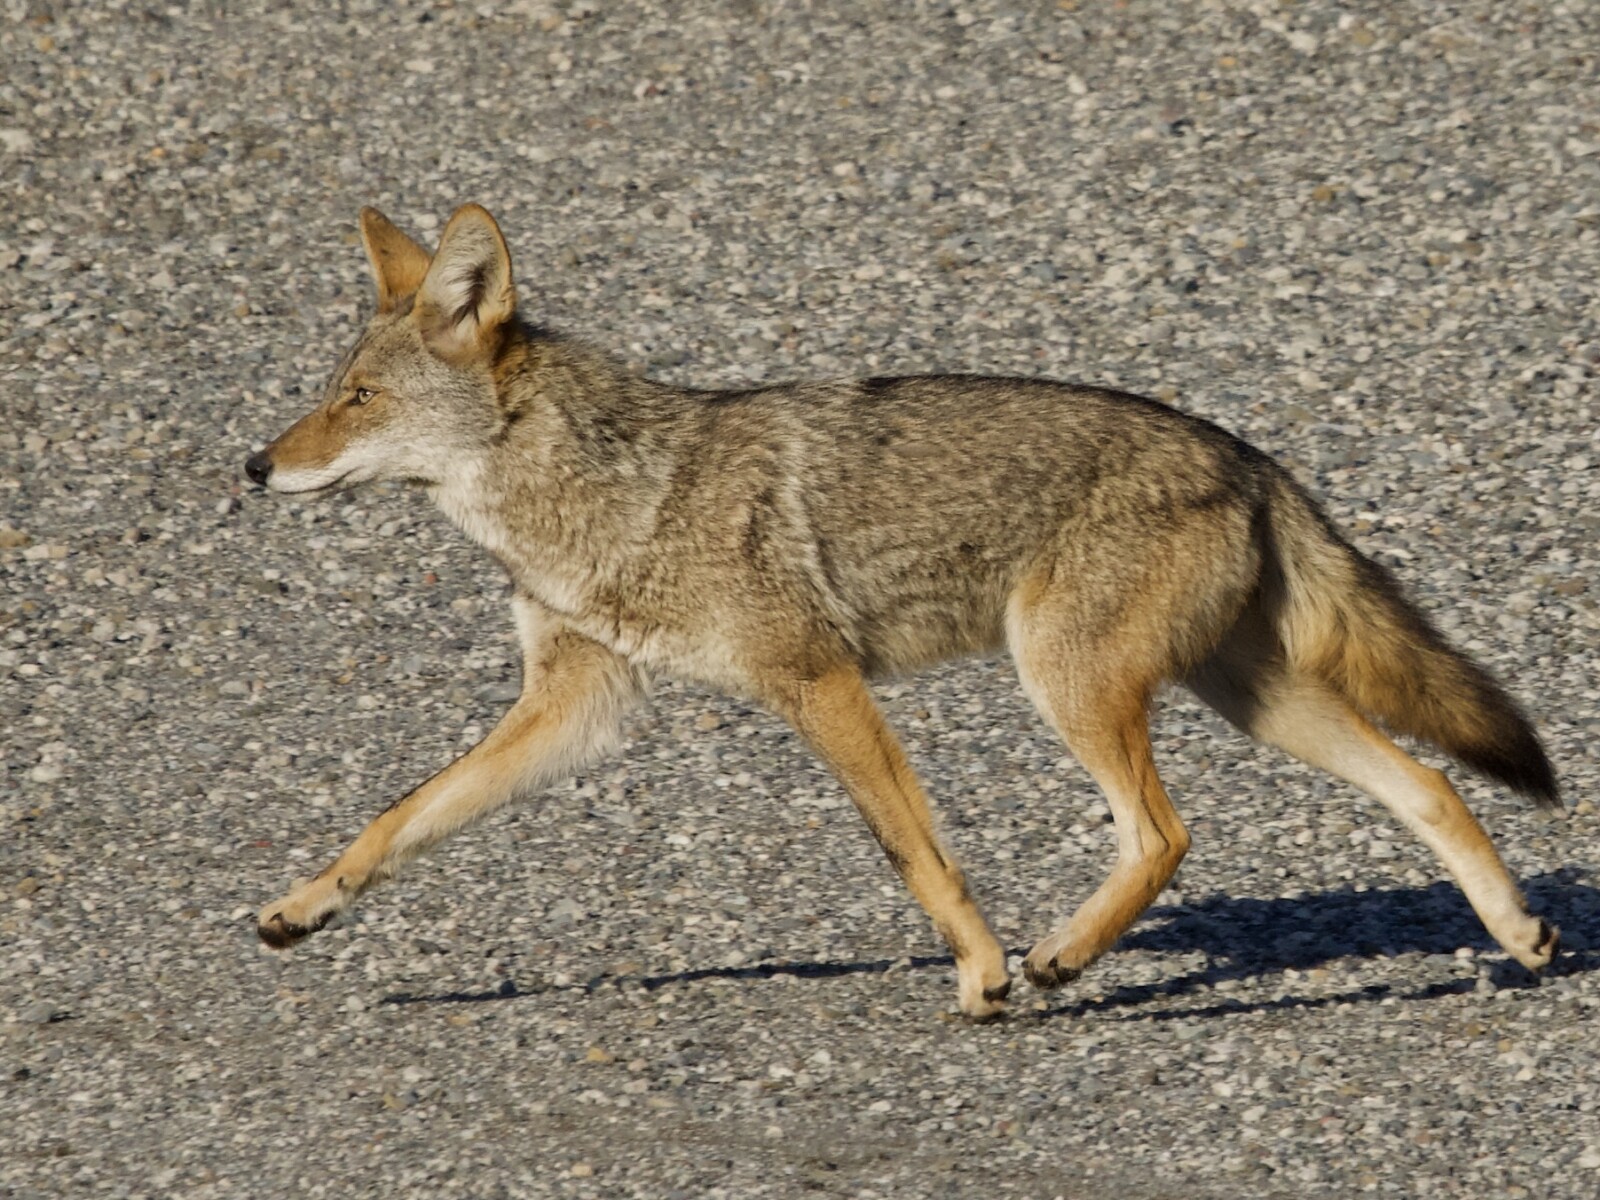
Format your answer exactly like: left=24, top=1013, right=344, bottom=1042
left=414, top=204, right=516, bottom=363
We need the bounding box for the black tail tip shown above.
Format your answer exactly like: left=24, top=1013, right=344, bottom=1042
left=1459, top=732, right=1562, bottom=813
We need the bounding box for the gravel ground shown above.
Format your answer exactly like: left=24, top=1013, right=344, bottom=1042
left=3, top=1, right=1598, bottom=1197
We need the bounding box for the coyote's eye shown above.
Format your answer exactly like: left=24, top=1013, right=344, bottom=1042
left=350, top=387, right=376, bottom=406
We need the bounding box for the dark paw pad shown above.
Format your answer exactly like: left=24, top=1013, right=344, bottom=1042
left=1023, top=956, right=1081, bottom=991
left=257, top=912, right=327, bottom=949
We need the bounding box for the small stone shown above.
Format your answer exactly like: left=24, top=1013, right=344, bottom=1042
left=546, top=898, right=584, bottom=929
left=18, top=1001, right=58, bottom=1024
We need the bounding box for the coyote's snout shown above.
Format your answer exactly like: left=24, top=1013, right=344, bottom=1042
left=245, top=204, right=1562, bottom=1020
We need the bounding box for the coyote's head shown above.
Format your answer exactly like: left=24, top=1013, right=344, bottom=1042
left=244, top=205, right=519, bottom=493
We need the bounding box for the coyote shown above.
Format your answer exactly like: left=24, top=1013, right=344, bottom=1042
left=245, top=204, right=1561, bottom=1019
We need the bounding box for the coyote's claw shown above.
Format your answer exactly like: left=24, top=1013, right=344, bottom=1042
left=955, top=947, right=1012, bottom=1021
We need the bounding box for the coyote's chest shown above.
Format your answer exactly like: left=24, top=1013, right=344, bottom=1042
left=529, top=577, right=744, bottom=690
left=432, top=475, right=739, bottom=682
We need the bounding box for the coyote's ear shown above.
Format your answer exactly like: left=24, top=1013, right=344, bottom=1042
left=359, top=207, right=432, bottom=313
left=414, top=204, right=516, bottom=363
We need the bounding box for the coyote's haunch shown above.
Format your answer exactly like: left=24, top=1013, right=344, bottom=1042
left=245, top=204, right=1561, bottom=1020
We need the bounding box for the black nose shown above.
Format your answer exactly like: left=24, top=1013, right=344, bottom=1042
left=244, top=450, right=273, bottom=486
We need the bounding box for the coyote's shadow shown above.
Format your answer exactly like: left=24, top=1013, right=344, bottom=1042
left=1120, top=868, right=1589, bottom=970
left=1032, top=867, right=1598, bottom=1022
left=382, top=869, right=1597, bottom=1016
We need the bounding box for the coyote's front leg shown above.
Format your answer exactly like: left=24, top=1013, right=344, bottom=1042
left=258, top=604, right=643, bottom=947
left=775, top=665, right=1011, bottom=1020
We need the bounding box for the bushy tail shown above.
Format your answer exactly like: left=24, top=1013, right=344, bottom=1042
left=1266, top=474, right=1560, bottom=810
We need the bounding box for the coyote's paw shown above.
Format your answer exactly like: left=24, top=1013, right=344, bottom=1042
left=1021, top=953, right=1081, bottom=991
left=956, top=945, right=1012, bottom=1022
left=1507, top=916, right=1560, bottom=973
left=1021, top=934, right=1095, bottom=991
left=257, top=874, right=345, bottom=949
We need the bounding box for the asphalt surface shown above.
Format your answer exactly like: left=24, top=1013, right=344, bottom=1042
left=3, top=2, right=1598, bottom=1197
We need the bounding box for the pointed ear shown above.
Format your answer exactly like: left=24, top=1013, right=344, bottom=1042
left=414, top=204, right=516, bottom=363
left=359, top=207, right=432, bottom=313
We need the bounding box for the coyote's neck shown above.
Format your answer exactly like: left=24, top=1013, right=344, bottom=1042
left=428, top=458, right=522, bottom=567
left=428, top=416, right=676, bottom=625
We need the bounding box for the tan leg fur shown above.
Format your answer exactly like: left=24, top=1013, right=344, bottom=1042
left=774, top=666, right=1011, bottom=1020
left=1010, top=639, right=1192, bottom=988
left=258, top=601, right=641, bottom=947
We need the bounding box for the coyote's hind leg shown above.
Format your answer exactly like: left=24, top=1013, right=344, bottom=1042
left=1009, top=617, right=1190, bottom=990
left=1016, top=685, right=1190, bottom=989
left=1189, top=663, right=1558, bottom=971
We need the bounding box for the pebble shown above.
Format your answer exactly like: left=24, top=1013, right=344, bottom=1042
left=17, top=1001, right=59, bottom=1025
